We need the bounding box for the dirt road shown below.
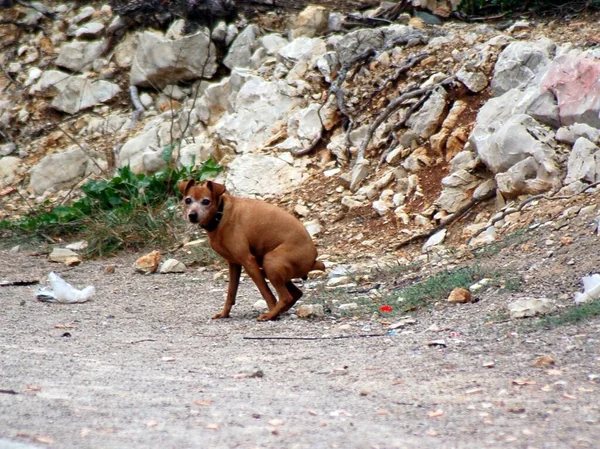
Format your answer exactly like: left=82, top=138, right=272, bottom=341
left=1, top=248, right=599, bottom=449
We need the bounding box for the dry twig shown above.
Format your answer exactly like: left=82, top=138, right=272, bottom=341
left=393, top=189, right=496, bottom=250
left=469, top=180, right=600, bottom=242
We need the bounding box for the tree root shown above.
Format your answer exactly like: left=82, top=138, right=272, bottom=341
left=393, top=189, right=495, bottom=251
left=469, top=180, right=600, bottom=242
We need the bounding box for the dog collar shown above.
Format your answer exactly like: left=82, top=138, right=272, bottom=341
left=201, top=199, right=224, bottom=232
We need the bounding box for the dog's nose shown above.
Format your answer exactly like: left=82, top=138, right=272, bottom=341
left=188, top=211, right=198, bottom=223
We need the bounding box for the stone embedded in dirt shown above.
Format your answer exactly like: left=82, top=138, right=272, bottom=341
left=65, top=241, right=88, bottom=251
left=447, top=287, right=473, bottom=304
left=133, top=250, right=161, bottom=274
left=48, top=248, right=80, bottom=264
left=338, top=302, right=358, bottom=311
left=297, top=304, right=325, bottom=319
left=294, top=204, right=310, bottom=217
left=388, top=318, right=416, bottom=329
left=508, top=297, right=555, bottom=319
left=253, top=299, right=269, bottom=313
left=327, top=276, right=351, bottom=287
left=104, top=264, right=116, bottom=274
left=303, top=220, right=322, bottom=237
left=64, top=256, right=82, bottom=267
left=483, top=361, right=496, bottom=368
left=533, top=355, right=556, bottom=368
left=159, top=259, right=186, bottom=274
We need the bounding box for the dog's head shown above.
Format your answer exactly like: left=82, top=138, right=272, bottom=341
left=178, top=179, right=226, bottom=228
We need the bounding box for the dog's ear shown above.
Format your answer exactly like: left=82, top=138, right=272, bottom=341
left=206, top=181, right=226, bottom=198
left=178, top=179, right=195, bottom=196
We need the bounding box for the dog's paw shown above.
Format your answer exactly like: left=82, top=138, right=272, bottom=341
left=212, top=312, right=230, bottom=319
left=257, top=313, right=276, bottom=321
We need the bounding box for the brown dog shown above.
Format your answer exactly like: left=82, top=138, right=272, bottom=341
left=178, top=179, right=325, bottom=320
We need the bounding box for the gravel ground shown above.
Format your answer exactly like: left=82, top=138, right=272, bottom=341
left=1, top=225, right=600, bottom=449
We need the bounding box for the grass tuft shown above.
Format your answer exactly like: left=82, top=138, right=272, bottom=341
left=538, top=300, right=600, bottom=329
left=0, top=159, right=222, bottom=256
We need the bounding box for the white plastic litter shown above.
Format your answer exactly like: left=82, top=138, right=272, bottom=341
left=574, top=273, right=600, bottom=304
left=35, top=272, right=95, bottom=303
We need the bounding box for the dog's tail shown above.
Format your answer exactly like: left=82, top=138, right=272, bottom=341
left=302, top=261, right=326, bottom=280
left=311, top=260, right=326, bottom=272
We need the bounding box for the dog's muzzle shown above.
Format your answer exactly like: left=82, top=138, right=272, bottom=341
left=188, top=211, right=199, bottom=223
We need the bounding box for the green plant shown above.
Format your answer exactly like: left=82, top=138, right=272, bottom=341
left=538, top=300, right=600, bottom=329
left=0, top=159, right=222, bottom=256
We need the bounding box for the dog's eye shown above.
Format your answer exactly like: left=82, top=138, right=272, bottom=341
left=201, top=199, right=211, bottom=206
left=184, top=197, right=192, bottom=205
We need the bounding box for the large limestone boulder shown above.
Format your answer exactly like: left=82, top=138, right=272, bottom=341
left=29, top=70, right=121, bottom=114
left=335, top=25, right=424, bottom=64
left=292, top=5, right=329, bottom=38
left=225, top=154, right=306, bottom=198
left=130, top=30, right=217, bottom=88
left=278, top=37, right=327, bottom=66
left=491, top=39, right=555, bottom=96
left=52, top=77, right=121, bottom=114
left=29, top=148, right=103, bottom=195
left=564, top=137, right=600, bottom=184
left=473, top=114, right=560, bottom=196
left=223, top=24, right=260, bottom=69
left=55, top=39, right=108, bottom=72
left=541, top=54, right=600, bottom=128
left=407, top=86, right=448, bottom=139
left=215, top=77, right=302, bottom=153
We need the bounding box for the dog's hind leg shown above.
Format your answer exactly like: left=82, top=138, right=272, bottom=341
left=242, top=255, right=278, bottom=311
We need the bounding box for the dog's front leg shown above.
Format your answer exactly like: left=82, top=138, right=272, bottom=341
left=212, top=262, right=241, bottom=319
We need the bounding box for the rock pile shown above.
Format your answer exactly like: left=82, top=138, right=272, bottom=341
left=0, top=1, right=599, bottom=260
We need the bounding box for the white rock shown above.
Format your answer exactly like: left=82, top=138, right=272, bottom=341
left=159, top=259, right=186, bottom=274
left=253, top=299, right=269, bottom=312
left=278, top=37, right=327, bottom=65
left=75, top=22, right=105, bottom=38
left=215, top=77, right=301, bottom=153
left=327, top=276, right=351, bottom=287
left=130, top=30, right=217, bottom=88
left=224, top=25, right=260, bottom=69
left=422, top=229, right=447, bottom=252
left=29, top=148, right=103, bottom=195
left=56, top=39, right=108, bottom=72
left=565, top=137, right=600, bottom=184
left=48, top=248, right=80, bottom=263
left=65, top=241, right=88, bottom=251
left=225, top=154, right=305, bottom=197
left=295, top=204, right=310, bottom=217
left=509, top=297, right=554, bottom=318
left=304, top=220, right=322, bottom=237
left=338, top=302, right=358, bottom=310
left=0, top=156, right=20, bottom=186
